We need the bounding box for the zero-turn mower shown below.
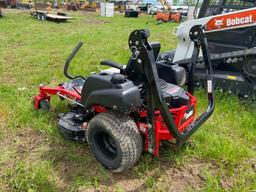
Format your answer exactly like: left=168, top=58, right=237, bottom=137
left=34, top=26, right=214, bottom=172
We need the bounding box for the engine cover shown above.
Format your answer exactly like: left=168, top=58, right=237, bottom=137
left=81, top=74, right=140, bottom=113
left=162, top=83, right=189, bottom=108
left=157, top=61, right=186, bottom=86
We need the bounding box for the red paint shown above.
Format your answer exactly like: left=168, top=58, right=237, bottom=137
left=92, top=105, right=108, bottom=113
left=34, top=85, right=196, bottom=156
left=137, top=93, right=196, bottom=155
left=33, top=85, right=81, bottom=109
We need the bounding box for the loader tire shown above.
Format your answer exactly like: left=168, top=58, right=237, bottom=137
left=86, top=112, right=142, bottom=173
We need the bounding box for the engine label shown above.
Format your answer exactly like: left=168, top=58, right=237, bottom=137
left=184, top=106, right=194, bottom=120
left=206, top=9, right=256, bottom=31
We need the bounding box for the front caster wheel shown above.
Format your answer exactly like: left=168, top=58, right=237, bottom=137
left=87, top=112, right=143, bottom=173
left=39, top=99, right=50, bottom=111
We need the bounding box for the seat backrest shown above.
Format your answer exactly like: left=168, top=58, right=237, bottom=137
left=128, top=29, right=161, bottom=84
left=125, top=40, right=161, bottom=84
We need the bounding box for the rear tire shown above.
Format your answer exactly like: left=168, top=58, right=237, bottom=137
left=86, top=112, right=143, bottom=173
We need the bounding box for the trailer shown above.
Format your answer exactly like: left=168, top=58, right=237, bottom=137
left=31, top=10, right=72, bottom=22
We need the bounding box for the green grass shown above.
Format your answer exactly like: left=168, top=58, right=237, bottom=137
left=0, top=9, right=255, bottom=192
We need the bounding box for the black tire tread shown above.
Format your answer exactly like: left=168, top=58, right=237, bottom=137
left=86, top=112, right=143, bottom=173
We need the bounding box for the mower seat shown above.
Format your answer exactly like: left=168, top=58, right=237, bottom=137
left=127, top=29, right=190, bottom=108
left=99, top=42, right=161, bottom=82
left=125, top=42, right=161, bottom=84
left=150, top=42, right=161, bottom=60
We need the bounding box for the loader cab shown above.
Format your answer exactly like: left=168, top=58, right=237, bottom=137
left=190, top=0, right=256, bottom=54
left=194, top=0, right=256, bottom=19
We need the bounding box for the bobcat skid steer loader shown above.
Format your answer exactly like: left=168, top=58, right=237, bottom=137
left=158, top=0, right=256, bottom=97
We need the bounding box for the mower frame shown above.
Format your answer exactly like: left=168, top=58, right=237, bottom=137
left=128, top=26, right=214, bottom=153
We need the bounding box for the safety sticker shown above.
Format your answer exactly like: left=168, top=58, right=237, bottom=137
left=207, top=80, right=213, bottom=93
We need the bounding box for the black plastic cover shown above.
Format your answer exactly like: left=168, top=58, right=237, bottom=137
left=58, top=112, right=86, bottom=142
left=81, top=74, right=140, bottom=113
left=163, top=83, right=189, bottom=108
left=125, top=42, right=161, bottom=84
left=157, top=62, right=186, bottom=86
left=111, top=73, right=127, bottom=84
left=150, top=42, right=161, bottom=60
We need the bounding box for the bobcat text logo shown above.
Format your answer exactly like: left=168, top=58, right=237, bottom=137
left=226, top=15, right=253, bottom=27
left=215, top=19, right=224, bottom=28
